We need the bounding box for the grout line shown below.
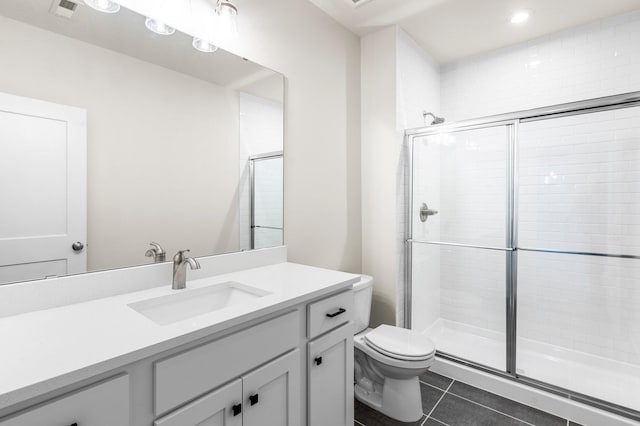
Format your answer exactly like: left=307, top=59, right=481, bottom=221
left=419, top=379, right=453, bottom=393
left=426, top=417, right=451, bottom=426
left=443, top=391, right=537, bottom=426
left=425, top=379, right=454, bottom=420
left=354, top=420, right=365, bottom=426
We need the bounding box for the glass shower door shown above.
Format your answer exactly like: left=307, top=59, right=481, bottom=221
left=410, top=124, right=512, bottom=371
left=251, top=154, right=283, bottom=249
left=516, top=107, right=640, bottom=413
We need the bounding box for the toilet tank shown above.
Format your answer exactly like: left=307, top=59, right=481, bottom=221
left=353, top=275, right=373, bottom=334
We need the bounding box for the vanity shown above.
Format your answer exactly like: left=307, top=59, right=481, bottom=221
left=0, top=247, right=357, bottom=425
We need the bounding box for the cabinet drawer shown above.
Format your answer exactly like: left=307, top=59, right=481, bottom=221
left=0, top=375, right=129, bottom=426
left=154, top=310, right=300, bottom=416
left=307, top=290, right=353, bottom=339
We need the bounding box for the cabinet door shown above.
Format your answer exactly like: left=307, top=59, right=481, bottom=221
left=0, top=375, right=129, bottom=426
left=308, top=323, right=354, bottom=426
left=242, top=350, right=300, bottom=426
left=154, top=379, right=242, bottom=426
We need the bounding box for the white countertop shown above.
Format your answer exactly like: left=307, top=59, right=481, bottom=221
left=0, top=261, right=359, bottom=411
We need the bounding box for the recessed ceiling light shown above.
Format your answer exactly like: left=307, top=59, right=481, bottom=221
left=145, top=17, right=175, bottom=35
left=192, top=37, right=219, bottom=53
left=510, top=10, right=530, bottom=24
left=84, top=0, right=120, bottom=13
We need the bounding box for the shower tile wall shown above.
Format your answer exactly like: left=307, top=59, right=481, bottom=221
left=397, top=28, right=441, bottom=326
left=517, top=107, right=640, bottom=365
left=412, top=127, right=508, bottom=334
left=441, top=10, right=640, bottom=123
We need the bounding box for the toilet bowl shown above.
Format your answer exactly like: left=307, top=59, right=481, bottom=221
left=353, top=276, right=436, bottom=422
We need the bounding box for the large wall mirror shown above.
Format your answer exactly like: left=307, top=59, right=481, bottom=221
left=0, top=0, right=284, bottom=285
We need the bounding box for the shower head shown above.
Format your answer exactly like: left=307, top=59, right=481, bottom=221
left=423, top=111, right=445, bottom=126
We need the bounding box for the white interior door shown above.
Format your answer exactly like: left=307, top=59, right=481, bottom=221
left=0, top=92, right=87, bottom=285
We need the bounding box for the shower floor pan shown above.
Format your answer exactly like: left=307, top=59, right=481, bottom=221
left=423, top=319, right=640, bottom=412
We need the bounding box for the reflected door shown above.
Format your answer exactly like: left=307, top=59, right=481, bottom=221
left=250, top=154, right=283, bottom=249
left=0, top=92, right=87, bottom=284
left=410, top=124, right=512, bottom=371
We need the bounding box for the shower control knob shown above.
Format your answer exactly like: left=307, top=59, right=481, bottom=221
left=419, top=203, right=438, bottom=222
left=72, top=242, right=85, bottom=252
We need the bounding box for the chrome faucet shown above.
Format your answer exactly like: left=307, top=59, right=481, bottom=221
left=145, top=242, right=166, bottom=263
left=172, top=250, right=201, bottom=290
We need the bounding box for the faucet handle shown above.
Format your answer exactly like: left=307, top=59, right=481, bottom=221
left=148, top=242, right=165, bottom=254
left=173, top=249, right=191, bottom=263
left=146, top=242, right=166, bottom=262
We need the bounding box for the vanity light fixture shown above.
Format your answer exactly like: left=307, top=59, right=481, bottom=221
left=215, top=0, right=238, bottom=37
left=510, top=10, right=531, bottom=24
left=145, top=17, right=176, bottom=36
left=192, top=37, right=219, bottom=53
left=84, top=0, right=120, bottom=13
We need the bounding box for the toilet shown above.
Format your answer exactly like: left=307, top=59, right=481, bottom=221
left=353, top=275, right=436, bottom=422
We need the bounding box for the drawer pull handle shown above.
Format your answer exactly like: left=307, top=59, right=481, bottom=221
left=232, top=403, right=242, bottom=416
left=314, top=356, right=323, bottom=366
left=326, top=308, right=346, bottom=318
left=249, top=393, right=259, bottom=406
left=70, top=424, right=78, bottom=426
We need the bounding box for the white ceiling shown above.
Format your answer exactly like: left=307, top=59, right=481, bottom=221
left=308, top=0, right=640, bottom=63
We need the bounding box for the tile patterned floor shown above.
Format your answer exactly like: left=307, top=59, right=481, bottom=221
left=354, top=371, right=584, bottom=426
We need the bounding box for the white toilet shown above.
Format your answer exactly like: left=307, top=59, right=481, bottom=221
left=353, top=275, right=436, bottom=422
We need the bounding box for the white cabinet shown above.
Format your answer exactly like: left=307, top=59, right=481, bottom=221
left=307, top=290, right=353, bottom=339
left=155, top=350, right=300, bottom=426
left=154, top=379, right=242, bottom=426
left=243, top=349, right=300, bottom=426
left=308, top=323, right=354, bottom=426
left=0, top=375, right=129, bottom=426
left=154, top=311, right=300, bottom=415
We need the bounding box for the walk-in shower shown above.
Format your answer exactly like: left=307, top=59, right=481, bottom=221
left=405, top=92, right=640, bottom=421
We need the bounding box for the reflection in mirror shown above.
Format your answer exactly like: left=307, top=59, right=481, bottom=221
left=0, top=0, right=284, bottom=285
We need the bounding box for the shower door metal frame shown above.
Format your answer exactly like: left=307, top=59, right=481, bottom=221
left=404, top=90, right=640, bottom=422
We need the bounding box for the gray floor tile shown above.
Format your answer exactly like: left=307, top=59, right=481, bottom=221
left=448, top=381, right=566, bottom=426
left=421, top=382, right=445, bottom=413
left=430, top=393, right=530, bottom=426
left=354, top=399, right=426, bottom=426
left=424, top=419, right=449, bottom=426
left=419, top=371, right=454, bottom=391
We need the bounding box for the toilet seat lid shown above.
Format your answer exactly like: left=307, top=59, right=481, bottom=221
left=364, top=325, right=436, bottom=361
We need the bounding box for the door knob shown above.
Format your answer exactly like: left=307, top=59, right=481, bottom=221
left=71, top=242, right=84, bottom=252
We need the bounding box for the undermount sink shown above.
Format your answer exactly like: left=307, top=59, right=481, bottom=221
left=128, top=281, right=271, bottom=325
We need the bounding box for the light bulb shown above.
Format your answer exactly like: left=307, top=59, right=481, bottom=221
left=145, top=17, right=175, bottom=36
left=84, top=0, right=120, bottom=13
left=215, top=1, right=238, bottom=38
left=192, top=37, right=219, bottom=53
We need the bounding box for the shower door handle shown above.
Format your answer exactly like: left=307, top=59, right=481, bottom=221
left=420, top=203, right=438, bottom=222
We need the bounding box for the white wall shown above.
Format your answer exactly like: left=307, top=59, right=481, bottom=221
left=362, top=27, right=440, bottom=326
left=118, top=0, right=362, bottom=274
left=396, top=29, right=441, bottom=326
left=238, top=92, right=284, bottom=250
left=441, top=10, right=640, bottom=122
left=361, top=27, right=398, bottom=327
left=0, top=17, right=239, bottom=271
